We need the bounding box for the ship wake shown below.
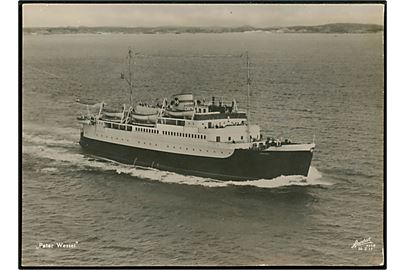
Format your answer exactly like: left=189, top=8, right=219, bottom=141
left=124, top=165, right=329, bottom=188
left=23, top=130, right=330, bottom=189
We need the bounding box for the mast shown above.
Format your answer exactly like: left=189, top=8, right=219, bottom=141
left=245, top=51, right=252, bottom=142
left=128, top=49, right=134, bottom=107
left=246, top=51, right=251, bottom=126
left=121, top=49, right=136, bottom=107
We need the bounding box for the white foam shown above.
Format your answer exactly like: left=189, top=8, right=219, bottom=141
left=23, top=132, right=77, bottom=147
left=39, top=167, right=59, bottom=173
left=125, top=165, right=330, bottom=188
left=23, top=145, right=85, bottom=165
left=23, top=124, right=79, bottom=141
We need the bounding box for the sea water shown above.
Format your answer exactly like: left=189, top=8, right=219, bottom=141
left=22, top=32, right=384, bottom=266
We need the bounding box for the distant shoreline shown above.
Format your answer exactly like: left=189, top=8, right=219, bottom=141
left=23, top=23, right=383, bottom=35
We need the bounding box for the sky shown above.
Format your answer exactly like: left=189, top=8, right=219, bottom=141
left=22, top=4, right=384, bottom=28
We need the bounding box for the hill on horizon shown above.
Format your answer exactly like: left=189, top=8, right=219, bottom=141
left=23, top=23, right=383, bottom=35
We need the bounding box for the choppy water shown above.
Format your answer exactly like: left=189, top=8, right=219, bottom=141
left=22, top=32, right=384, bottom=266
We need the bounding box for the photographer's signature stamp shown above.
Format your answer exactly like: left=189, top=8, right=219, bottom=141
left=351, top=237, right=375, bottom=251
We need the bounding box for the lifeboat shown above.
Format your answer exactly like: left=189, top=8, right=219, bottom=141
left=134, top=104, right=160, bottom=115
left=130, top=113, right=158, bottom=123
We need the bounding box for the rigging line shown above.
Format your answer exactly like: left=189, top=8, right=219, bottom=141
left=24, top=65, right=83, bottom=86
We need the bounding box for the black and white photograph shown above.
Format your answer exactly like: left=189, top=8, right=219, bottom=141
left=19, top=1, right=385, bottom=267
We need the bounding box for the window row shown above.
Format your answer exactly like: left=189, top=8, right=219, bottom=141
left=133, top=127, right=159, bottom=134
left=104, top=122, right=158, bottom=134
left=102, top=122, right=208, bottom=140
left=162, top=130, right=206, bottom=140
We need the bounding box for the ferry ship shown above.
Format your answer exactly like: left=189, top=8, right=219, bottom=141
left=78, top=50, right=315, bottom=180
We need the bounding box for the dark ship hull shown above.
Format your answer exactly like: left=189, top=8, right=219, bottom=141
left=80, top=133, right=313, bottom=181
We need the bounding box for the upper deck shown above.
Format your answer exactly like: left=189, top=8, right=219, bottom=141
left=78, top=94, right=261, bottom=144
left=90, top=115, right=260, bottom=144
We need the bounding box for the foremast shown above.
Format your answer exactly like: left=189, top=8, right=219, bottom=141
left=244, top=51, right=252, bottom=142
left=121, top=48, right=137, bottom=108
